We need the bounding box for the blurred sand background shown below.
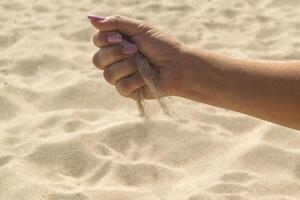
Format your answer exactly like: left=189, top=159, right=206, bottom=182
left=1, top=0, right=300, bottom=199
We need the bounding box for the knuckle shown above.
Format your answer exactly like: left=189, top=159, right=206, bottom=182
left=138, top=21, right=150, bottom=30
left=109, top=15, right=125, bottom=29
left=103, top=69, right=114, bottom=85
left=92, top=52, right=102, bottom=69
left=116, top=79, right=131, bottom=97
left=92, top=33, right=101, bottom=47
left=110, top=15, right=123, bottom=22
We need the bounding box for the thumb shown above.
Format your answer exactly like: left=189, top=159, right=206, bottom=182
left=88, top=15, right=151, bottom=37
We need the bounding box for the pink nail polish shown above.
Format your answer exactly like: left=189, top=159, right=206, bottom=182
left=87, top=14, right=106, bottom=21
left=122, top=43, right=137, bottom=54
left=107, top=34, right=122, bottom=43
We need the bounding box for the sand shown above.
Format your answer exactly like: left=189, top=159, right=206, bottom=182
left=1, top=0, right=300, bottom=200
left=133, top=52, right=170, bottom=118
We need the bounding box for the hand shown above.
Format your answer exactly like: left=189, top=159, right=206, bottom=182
left=89, top=15, right=187, bottom=99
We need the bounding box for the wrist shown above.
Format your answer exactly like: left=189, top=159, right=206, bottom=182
left=175, top=46, right=215, bottom=102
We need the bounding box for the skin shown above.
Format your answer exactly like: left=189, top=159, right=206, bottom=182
left=89, top=15, right=300, bottom=130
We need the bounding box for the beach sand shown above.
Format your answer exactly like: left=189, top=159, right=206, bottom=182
left=1, top=0, right=300, bottom=199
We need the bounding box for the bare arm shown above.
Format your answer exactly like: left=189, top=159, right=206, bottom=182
left=178, top=47, right=300, bottom=130
left=88, top=15, right=300, bottom=130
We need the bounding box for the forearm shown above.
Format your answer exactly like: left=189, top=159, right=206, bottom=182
left=178, top=47, right=300, bottom=130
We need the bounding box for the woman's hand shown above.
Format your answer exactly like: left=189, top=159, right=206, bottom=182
left=88, top=15, right=187, bottom=99
left=88, top=15, right=300, bottom=130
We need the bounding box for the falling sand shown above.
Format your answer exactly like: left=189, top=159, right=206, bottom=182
left=133, top=52, right=171, bottom=118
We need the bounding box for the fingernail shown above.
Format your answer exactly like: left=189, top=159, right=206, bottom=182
left=122, top=43, right=137, bottom=54
left=88, top=14, right=106, bottom=21
left=107, top=33, right=122, bottom=43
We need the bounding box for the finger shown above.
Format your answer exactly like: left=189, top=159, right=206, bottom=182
left=103, top=58, right=137, bottom=85
left=93, top=31, right=122, bottom=48
left=115, top=72, right=146, bottom=97
left=88, top=15, right=151, bottom=37
left=128, top=85, right=151, bottom=101
left=92, top=42, right=138, bottom=70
